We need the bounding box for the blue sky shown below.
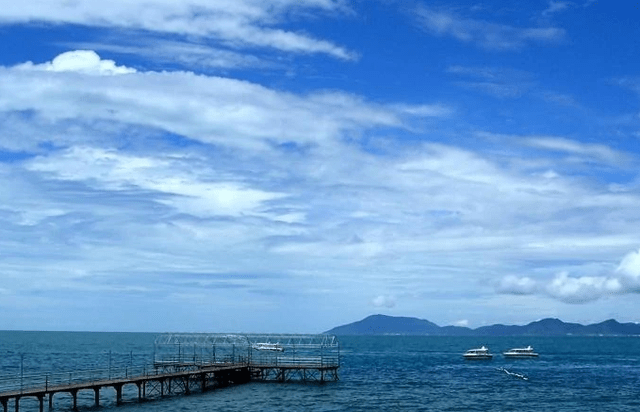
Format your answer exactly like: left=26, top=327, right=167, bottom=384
left=1, top=0, right=640, bottom=333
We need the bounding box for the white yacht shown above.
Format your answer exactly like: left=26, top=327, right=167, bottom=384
left=463, top=346, right=493, bottom=360
left=251, top=342, right=285, bottom=352
left=503, top=346, right=538, bottom=358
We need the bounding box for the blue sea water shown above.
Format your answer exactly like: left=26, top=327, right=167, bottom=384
left=2, top=332, right=640, bottom=411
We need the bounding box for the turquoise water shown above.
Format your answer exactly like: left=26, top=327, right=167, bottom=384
left=2, top=332, right=640, bottom=411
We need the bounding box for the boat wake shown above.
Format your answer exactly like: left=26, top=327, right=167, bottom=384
left=498, top=367, right=529, bottom=381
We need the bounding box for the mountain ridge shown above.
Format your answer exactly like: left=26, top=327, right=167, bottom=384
left=324, top=314, right=640, bottom=336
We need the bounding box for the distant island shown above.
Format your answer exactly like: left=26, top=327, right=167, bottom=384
left=324, top=314, right=640, bottom=336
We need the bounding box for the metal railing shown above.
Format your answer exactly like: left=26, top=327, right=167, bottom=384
left=0, top=362, right=162, bottom=394
left=250, top=356, right=340, bottom=368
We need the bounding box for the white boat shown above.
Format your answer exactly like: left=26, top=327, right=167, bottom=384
left=463, top=346, right=493, bottom=360
left=252, top=342, right=285, bottom=352
left=503, top=346, right=538, bottom=358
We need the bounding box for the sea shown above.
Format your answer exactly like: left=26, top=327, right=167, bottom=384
left=2, top=331, right=640, bottom=411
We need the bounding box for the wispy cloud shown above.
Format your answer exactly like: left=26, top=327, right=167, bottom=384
left=65, top=40, right=270, bottom=70
left=495, top=275, right=538, bottom=295
left=27, top=146, right=287, bottom=219
left=447, top=65, right=534, bottom=98
left=542, top=1, right=571, bottom=17
left=0, top=0, right=355, bottom=60
left=3, top=51, right=437, bottom=154
left=416, top=6, right=565, bottom=50
left=476, top=131, right=633, bottom=168
left=524, top=136, right=631, bottom=166
left=615, top=77, right=640, bottom=94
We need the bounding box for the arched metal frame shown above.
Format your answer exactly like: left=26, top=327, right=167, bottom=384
left=152, top=334, right=340, bottom=375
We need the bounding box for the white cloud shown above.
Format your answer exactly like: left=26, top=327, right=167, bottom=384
left=372, top=295, right=396, bottom=308
left=546, top=272, right=621, bottom=304
left=616, top=248, right=640, bottom=290
left=497, top=249, right=640, bottom=304
left=416, top=6, right=565, bottom=50
left=17, top=50, right=136, bottom=75
left=617, top=249, right=640, bottom=277
left=0, top=0, right=354, bottom=59
left=496, top=275, right=538, bottom=295
left=454, top=319, right=469, bottom=327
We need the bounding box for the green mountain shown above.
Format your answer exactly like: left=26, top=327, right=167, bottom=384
left=325, top=315, right=640, bottom=336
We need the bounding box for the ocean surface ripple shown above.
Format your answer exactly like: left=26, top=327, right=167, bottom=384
left=2, top=332, right=640, bottom=411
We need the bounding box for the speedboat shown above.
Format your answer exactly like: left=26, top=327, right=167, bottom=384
left=503, top=346, right=538, bottom=358
left=463, top=346, right=493, bottom=360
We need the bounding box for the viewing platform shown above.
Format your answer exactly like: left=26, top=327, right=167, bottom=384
left=0, top=334, right=339, bottom=412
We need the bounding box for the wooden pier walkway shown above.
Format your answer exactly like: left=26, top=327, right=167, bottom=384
left=0, top=333, right=340, bottom=412
left=0, top=362, right=251, bottom=412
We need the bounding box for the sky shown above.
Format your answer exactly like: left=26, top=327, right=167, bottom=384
left=1, top=0, right=640, bottom=333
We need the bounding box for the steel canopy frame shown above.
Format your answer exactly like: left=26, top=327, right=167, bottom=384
left=153, top=334, right=340, bottom=374
left=154, top=334, right=339, bottom=349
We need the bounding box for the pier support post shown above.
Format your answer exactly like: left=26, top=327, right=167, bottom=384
left=94, top=388, right=100, bottom=407
left=48, top=393, right=53, bottom=409
left=136, top=383, right=141, bottom=401
left=115, top=384, right=123, bottom=405
left=0, top=399, right=6, bottom=412
left=14, top=397, right=19, bottom=412
left=71, top=390, right=78, bottom=411
left=37, top=395, right=44, bottom=412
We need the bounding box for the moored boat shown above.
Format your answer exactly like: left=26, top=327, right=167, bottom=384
left=252, top=342, right=285, bottom=352
left=463, top=346, right=493, bottom=360
left=503, top=346, right=538, bottom=358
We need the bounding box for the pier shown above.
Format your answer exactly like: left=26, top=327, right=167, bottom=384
left=0, top=334, right=339, bottom=412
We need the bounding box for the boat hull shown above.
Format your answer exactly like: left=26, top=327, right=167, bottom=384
left=503, top=353, right=538, bottom=358
left=463, top=355, right=493, bottom=360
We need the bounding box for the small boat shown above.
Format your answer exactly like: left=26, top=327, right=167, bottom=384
left=503, top=346, right=538, bottom=358
left=251, top=342, right=285, bottom=352
left=463, top=346, right=493, bottom=360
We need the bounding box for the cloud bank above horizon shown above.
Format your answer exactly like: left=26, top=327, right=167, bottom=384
left=1, top=1, right=639, bottom=332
